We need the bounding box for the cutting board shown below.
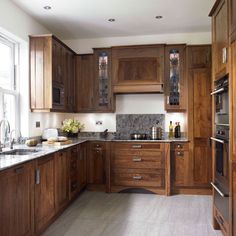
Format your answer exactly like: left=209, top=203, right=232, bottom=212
left=42, top=140, right=73, bottom=146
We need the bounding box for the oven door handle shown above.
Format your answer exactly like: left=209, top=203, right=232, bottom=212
left=210, top=137, right=226, bottom=144
left=211, top=182, right=229, bottom=197
left=211, top=88, right=225, bottom=95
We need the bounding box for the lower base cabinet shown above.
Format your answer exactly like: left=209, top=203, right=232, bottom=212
left=35, top=154, right=56, bottom=235
left=87, top=142, right=106, bottom=191
left=55, top=150, right=69, bottom=212
left=0, top=162, right=35, bottom=236
left=110, top=142, right=169, bottom=195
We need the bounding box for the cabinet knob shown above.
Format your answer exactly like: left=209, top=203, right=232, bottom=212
left=177, top=151, right=183, bottom=156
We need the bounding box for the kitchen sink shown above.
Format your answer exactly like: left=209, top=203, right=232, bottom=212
left=0, top=149, right=39, bottom=155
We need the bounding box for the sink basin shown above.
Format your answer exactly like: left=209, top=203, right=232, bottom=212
left=1, top=149, right=39, bottom=155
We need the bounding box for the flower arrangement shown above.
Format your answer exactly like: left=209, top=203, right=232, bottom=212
left=61, top=119, right=84, bottom=135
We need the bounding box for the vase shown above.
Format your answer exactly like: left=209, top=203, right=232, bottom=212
left=67, top=132, right=78, bottom=138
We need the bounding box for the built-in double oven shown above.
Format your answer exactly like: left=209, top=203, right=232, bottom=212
left=211, top=75, right=229, bottom=222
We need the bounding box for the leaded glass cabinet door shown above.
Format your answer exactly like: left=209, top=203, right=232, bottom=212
left=164, top=45, right=186, bottom=112
left=94, top=48, right=115, bottom=112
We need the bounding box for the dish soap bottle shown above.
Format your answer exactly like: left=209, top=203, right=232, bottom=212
left=168, top=121, right=174, bottom=139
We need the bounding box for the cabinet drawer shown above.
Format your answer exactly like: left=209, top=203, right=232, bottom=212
left=113, top=169, right=164, bottom=188
left=172, top=142, right=189, bottom=151
left=113, top=154, right=164, bottom=169
left=113, top=142, right=164, bottom=151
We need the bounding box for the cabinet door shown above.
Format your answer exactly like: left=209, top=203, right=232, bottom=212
left=172, top=150, right=191, bottom=187
left=188, top=45, right=211, bottom=69
left=87, top=143, right=106, bottom=185
left=66, top=50, right=75, bottom=112
left=112, top=45, right=164, bottom=93
left=75, top=54, right=94, bottom=112
left=78, top=143, right=87, bottom=190
left=69, top=146, right=79, bottom=199
left=230, top=0, right=236, bottom=42
left=192, top=69, right=212, bottom=187
left=0, top=163, right=34, bottom=236
left=35, top=154, right=55, bottom=234
left=212, top=0, right=229, bottom=79
left=52, top=39, right=64, bottom=85
left=164, top=45, right=186, bottom=111
left=55, top=150, right=69, bottom=212
left=94, top=48, right=114, bottom=112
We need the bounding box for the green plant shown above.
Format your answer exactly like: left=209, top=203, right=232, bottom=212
left=61, top=119, right=84, bottom=133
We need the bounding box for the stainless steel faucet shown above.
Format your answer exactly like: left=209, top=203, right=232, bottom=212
left=0, top=119, right=10, bottom=152
left=9, top=129, right=22, bottom=149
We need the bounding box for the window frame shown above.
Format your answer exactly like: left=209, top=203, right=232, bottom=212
left=0, top=33, right=20, bottom=132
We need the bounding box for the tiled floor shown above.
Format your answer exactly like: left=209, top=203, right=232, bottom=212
left=43, top=191, right=222, bottom=236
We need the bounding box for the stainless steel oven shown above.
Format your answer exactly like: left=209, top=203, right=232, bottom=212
left=211, top=75, right=229, bottom=223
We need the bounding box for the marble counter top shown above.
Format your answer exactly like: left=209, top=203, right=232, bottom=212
left=0, top=138, right=188, bottom=171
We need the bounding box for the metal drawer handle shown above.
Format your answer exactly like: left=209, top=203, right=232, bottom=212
left=210, top=137, right=226, bottom=144
left=133, top=176, right=142, bottom=180
left=211, top=88, right=225, bottom=95
left=211, top=182, right=229, bottom=197
left=177, top=144, right=182, bottom=148
left=35, top=170, right=40, bottom=185
left=132, top=145, right=142, bottom=149
left=133, top=157, right=142, bottom=162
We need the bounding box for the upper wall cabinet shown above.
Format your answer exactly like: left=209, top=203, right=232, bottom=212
left=75, top=49, right=115, bottom=113
left=164, top=44, right=187, bottom=112
left=111, top=45, right=164, bottom=93
left=94, top=48, right=115, bottom=112
left=75, top=54, right=95, bottom=112
left=30, top=35, right=76, bottom=112
left=229, top=0, right=236, bottom=42
left=209, top=0, right=229, bottom=80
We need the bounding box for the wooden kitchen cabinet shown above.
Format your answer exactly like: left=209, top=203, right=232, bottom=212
left=187, top=45, right=212, bottom=190
left=229, top=0, right=236, bottom=42
left=164, top=44, right=187, bottom=111
left=111, top=142, right=169, bottom=195
left=112, top=45, right=164, bottom=93
left=78, top=143, right=87, bottom=191
left=209, top=0, right=229, bottom=80
left=93, top=48, right=115, bottom=112
left=34, top=154, right=56, bottom=235
left=75, top=54, right=95, bottom=112
left=30, top=35, right=76, bottom=112
left=171, top=143, right=191, bottom=187
left=87, top=142, right=106, bottom=191
left=54, top=150, right=69, bottom=212
left=0, top=162, right=34, bottom=236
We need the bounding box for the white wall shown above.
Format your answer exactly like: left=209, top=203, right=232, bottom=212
left=0, top=0, right=66, bottom=137
left=64, top=32, right=211, bottom=54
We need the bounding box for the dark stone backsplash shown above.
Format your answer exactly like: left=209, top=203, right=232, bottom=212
left=116, top=114, right=165, bottom=139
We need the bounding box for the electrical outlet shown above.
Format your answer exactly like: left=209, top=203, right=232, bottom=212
left=36, top=121, right=40, bottom=128
left=95, top=121, right=103, bottom=125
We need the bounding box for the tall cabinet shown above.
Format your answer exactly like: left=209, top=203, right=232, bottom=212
left=187, top=45, right=212, bottom=188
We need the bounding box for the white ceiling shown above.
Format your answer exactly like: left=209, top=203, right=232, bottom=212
left=11, top=0, right=215, bottom=39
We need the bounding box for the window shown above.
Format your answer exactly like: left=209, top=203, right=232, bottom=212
left=0, top=34, right=19, bottom=133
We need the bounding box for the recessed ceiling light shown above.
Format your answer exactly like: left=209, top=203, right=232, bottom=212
left=155, top=16, right=163, bottom=19
left=108, top=18, right=115, bottom=22
left=43, top=6, right=52, bottom=10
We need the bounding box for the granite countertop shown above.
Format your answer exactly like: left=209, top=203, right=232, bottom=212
left=0, top=137, right=188, bottom=171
